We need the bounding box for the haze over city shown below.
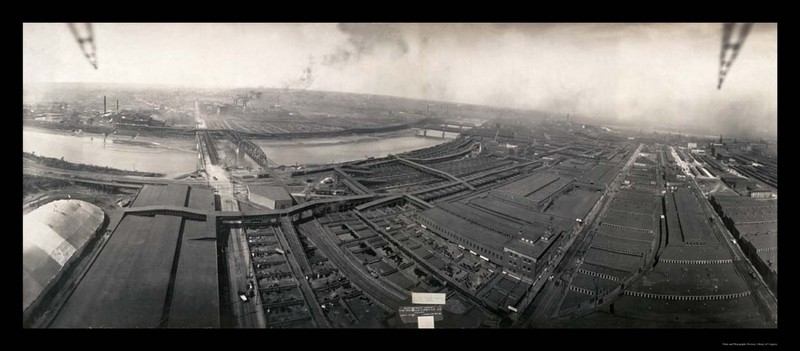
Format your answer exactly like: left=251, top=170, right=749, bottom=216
left=24, top=23, right=777, bottom=137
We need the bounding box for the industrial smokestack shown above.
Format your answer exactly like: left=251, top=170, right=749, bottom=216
left=103, top=95, right=107, bottom=114
left=116, top=100, right=119, bottom=111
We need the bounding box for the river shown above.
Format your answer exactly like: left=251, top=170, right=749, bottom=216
left=23, top=128, right=198, bottom=177
left=253, top=131, right=456, bottom=166
left=23, top=127, right=457, bottom=173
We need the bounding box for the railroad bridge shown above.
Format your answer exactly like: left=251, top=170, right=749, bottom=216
left=122, top=194, right=378, bottom=230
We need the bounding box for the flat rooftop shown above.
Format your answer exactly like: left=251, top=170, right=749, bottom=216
left=168, top=219, right=220, bottom=328
left=132, top=184, right=189, bottom=208
left=578, top=163, right=619, bottom=187
left=51, top=215, right=183, bottom=327
left=50, top=214, right=219, bottom=328
left=740, top=232, right=777, bottom=250
left=713, top=195, right=777, bottom=207
left=505, top=232, right=561, bottom=260
left=527, top=177, right=573, bottom=203
left=729, top=213, right=778, bottom=224
left=421, top=207, right=508, bottom=253
left=669, top=188, right=714, bottom=244
left=187, top=187, right=215, bottom=211
left=249, top=184, right=293, bottom=201
left=712, top=196, right=778, bottom=225
left=496, top=172, right=560, bottom=197
left=421, top=200, right=570, bottom=260
left=733, top=222, right=777, bottom=236
left=470, top=195, right=573, bottom=230
left=440, top=202, right=523, bottom=237
left=659, top=246, right=733, bottom=261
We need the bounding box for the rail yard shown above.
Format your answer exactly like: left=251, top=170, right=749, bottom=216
left=23, top=85, right=778, bottom=330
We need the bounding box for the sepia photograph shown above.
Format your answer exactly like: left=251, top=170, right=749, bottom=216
left=22, top=23, right=778, bottom=333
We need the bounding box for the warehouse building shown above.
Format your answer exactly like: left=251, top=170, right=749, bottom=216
left=23, top=200, right=106, bottom=319
left=248, top=185, right=294, bottom=210
left=418, top=196, right=573, bottom=283
left=49, top=185, right=219, bottom=328
left=493, top=171, right=575, bottom=211
left=576, top=163, right=619, bottom=191
left=709, top=195, right=778, bottom=296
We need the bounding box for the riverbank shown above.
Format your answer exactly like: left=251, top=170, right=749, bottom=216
left=251, top=128, right=419, bottom=148
left=23, top=152, right=165, bottom=177
left=254, top=130, right=455, bottom=166
left=23, top=127, right=198, bottom=177
left=23, top=124, right=458, bottom=171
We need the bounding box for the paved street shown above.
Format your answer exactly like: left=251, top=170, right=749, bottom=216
left=516, top=143, right=643, bottom=326
left=197, top=102, right=266, bottom=328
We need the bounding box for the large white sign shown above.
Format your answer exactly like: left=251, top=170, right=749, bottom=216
left=417, top=316, right=435, bottom=329
left=412, top=292, right=446, bottom=305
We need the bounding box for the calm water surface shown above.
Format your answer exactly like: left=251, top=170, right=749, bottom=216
left=254, top=133, right=455, bottom=166
left=23, top=129, right=197, bottom=177
left=24, top=128, right=458, bottom=172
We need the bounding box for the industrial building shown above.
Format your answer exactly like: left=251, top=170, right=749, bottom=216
left=111, top=111, right=166, bottom=127
left=418, top=184, right=575, bottom=283
left=710, top=195, right=778, bottom=296
left=23, top=200, right=106, bottom=318
left=493, top=171, right=575, bottom=211
left=575, top=163, right=619, bottom=190
left=666, top=188, right=715, bottom=245
left=247, top=185, right=294, bottom=210
left=48, top=185, right=219, bottom=328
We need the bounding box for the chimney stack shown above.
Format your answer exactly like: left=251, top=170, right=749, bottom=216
left=116, top=100, right=119, bottom=111
left=103, top=95, right=107, bottom=113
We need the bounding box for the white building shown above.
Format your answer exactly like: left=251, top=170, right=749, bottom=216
left=247, top=185, right=293, bottom=210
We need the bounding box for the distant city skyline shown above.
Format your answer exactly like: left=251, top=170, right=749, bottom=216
left=23, top=23, right=778, bottom=137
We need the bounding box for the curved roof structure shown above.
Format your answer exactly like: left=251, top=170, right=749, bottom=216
left=23, top=200, right=104, bottom=312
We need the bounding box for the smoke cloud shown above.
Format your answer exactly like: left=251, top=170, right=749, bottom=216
left=322, top=23, right=409, bottom=67
left=23, top=23, right=778, bottom=137
left=306, top=23, right=777, bottom=137
left=281, top=56, right=316, bottom=90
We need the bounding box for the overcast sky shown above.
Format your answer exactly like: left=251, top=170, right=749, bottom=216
left=23, top=23, right=778, bottom=137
